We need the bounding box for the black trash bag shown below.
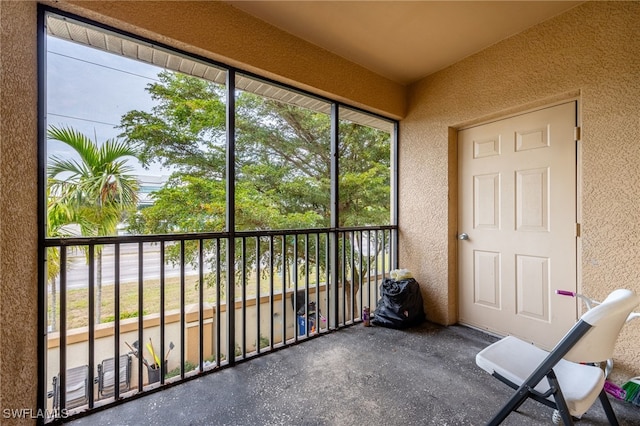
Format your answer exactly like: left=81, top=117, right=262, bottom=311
left=371, top=278, right=425, bottom=329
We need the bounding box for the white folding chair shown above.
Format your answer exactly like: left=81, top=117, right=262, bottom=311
left=476, top=289, right=639, bottom=425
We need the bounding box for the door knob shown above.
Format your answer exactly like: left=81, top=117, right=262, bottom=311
left=458, top=233, right=469, bottom=240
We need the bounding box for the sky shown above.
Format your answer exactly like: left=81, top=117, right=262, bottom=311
left=46, top=35, right=168, bottom=177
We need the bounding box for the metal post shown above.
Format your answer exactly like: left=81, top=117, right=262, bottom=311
left=226, top=69, right=236, bottom=366
left=114, top=243, right=121, bottom=399
left=330, top=103, right=340, bottom=329
left=160, top=242, right=166, bottom=383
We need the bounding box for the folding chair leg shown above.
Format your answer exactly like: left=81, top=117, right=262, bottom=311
left=598, top=389, right=620, bottom=426
left=548, top=370, right=574, bottom=426
left=488, top=386, right=531, bottom=426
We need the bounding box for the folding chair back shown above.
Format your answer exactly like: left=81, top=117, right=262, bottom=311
left=564, top=288, right=639, bottom=363
left=97, top=354, right=132, bottom=399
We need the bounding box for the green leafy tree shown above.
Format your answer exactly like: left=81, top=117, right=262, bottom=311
left=120, top=72, right=390, bottom=316
left=47, top=126, right=139, bottom=323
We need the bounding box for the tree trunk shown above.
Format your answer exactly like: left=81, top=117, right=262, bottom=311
left=345, top=268, right=361, bottom=322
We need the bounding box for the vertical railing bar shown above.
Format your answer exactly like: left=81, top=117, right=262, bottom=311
left=215, top=238, right=221, bottom=367
left=394, top=228, right=399, bottom=270
left=382, top=231, right=387, bottom=281
left=374, top=231, right=379, bottom=306
left=304, top=233, right=310, bottom=337
left=347, top=232, right=352, bottom=323
left=360, top=231, right=369, bottom=319
left=359, top=230, right=364, bottom=321
left=160, top=242, right=166, bottom=384
left=87, top=244, right=95, bottom=408
left=137, top=241, right=144, bottom=392
left=324, top=232, right=338, bottom=331
left=387, top=229, right=391, bottom=271
left=281, top=236, right=287, bottom=345
left=363, top=231, right=368, bottom=313
left=394, top=229, right=397, bottom=269
left=350, top=231, right=355, bottom=324
left=367, top=230, right=372, bottom=311
left=241, top=236, right=247, bottom=358
left=59, top=246, right=67, bottom=414
left=114, top=243, right=121, bottom=400
left=226, top=237, right=236, bottom=367
left=199, top=238, right=204, bottom=372
left=390, top=229, right=395, bottom=270
left=325, top=233, right=331, bottom=331
left=180, top=240, right=186, bottom=379
left=387, top=229, right=391, bottom=270
left=314, top=233, right=320, bottom=333
left=293, top=235, right=299, bottom=341
left=269, top=235, right=274, bottom=350
left=341, top=232, right=346, bottom=327
left=256, top=236, right=261, bottom=353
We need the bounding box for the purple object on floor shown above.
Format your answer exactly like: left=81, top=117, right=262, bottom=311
left=604, top=380, right=626, bottom=400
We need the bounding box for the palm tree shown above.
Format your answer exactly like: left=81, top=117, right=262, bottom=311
left=47, top=125, right=139, bottom=324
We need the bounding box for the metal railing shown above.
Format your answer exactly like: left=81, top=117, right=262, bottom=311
left=41, top=226, right=396, bottom=422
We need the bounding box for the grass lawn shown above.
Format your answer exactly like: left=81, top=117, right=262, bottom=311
left=48, top=270, right=312, bottom=330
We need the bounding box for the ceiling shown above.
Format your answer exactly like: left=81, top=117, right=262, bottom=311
left=227, top=1, right=583, bottom=85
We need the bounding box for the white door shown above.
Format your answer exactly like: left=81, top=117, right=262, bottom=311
left=458, top=102, right=578, bottom=349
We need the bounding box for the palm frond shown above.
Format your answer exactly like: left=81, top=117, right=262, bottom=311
left=48, top=156, right=90, bottom=180
left=46, top=125, right=141, bottom=237
left=99, top=138, right=139, bottom=163
left=48, top=125, right=100, bottom=167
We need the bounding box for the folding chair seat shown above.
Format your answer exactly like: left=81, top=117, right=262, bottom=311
left=97, top=354, right=132, bottom=399
left=476, top=289, right=639, bottom=425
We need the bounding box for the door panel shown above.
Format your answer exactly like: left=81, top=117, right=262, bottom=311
left=474, top=250, right=501, bottom=308
left=458, top=102, right=578, bottom=349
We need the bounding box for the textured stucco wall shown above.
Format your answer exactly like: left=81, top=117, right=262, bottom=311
left=0, top=0, right=39, bottom=422
left=401, top=1, right=640, bottom=379
left=58, top=0, right=406, bottom=119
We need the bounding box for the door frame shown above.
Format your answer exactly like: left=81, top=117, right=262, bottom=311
left=449, top=93, right=582, bottom=326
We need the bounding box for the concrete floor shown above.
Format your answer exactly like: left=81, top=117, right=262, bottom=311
left=67, top=322, right=639, bottom=425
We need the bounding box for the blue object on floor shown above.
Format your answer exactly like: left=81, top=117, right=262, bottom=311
left=297, top=315, right=316, bottom=335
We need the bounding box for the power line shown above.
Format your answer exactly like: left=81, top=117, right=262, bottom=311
left=48, top=112, right=119, bottom=128
left=47, top=50, right=161, bottom=82
left=46, top=50, right=159, bottom=129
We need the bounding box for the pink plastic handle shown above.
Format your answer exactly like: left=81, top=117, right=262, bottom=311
left=556, top=290, right=576, bottom=297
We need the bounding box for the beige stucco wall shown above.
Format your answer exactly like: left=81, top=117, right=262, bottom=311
left=401, top=1, right=640, bottom=379
left=0, top=0, right=39, bottom=423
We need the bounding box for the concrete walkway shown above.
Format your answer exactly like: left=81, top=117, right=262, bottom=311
left=67, top=322, right=639, bottom=425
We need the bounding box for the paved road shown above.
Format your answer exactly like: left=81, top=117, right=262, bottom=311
left=59, top=243, right=199, bottom=289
